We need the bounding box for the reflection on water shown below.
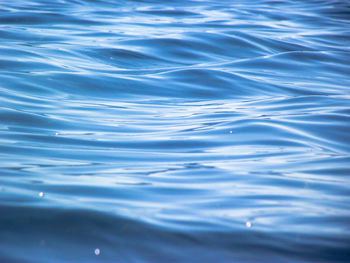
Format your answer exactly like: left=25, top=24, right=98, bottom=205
left=1, top=0, right=350, bottom=262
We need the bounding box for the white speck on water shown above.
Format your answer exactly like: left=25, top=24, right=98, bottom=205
left=39, top=192, right=44, bottom=197
left=55, top=132, right=59, bottom=136
left=94, top=248, right=100, bottom=256
left=229, top=130, right=232, bottom=134
left=246, top=221, right=252, bottom=228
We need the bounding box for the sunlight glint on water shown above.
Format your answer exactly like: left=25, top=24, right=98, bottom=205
left=0, top=0, right=350, bottom=262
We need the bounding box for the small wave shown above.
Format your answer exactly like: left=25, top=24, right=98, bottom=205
left=1, top=0, right=350, bottom=262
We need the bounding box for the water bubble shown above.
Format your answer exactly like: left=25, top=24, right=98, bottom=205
left=246, top=221, right=252, bottom=228
left=94, top=248, right=100, bottom=256
left=39, top=192, right=44, bottom=197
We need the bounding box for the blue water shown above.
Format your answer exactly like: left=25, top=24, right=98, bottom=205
left=1, top=0, right=350, bottom=262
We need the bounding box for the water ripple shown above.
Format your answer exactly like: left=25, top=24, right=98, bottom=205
left=1, top=0, right=350, bottom=262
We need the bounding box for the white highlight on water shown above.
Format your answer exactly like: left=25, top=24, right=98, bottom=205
left=94, top=248, right=100, bottom=256
left=39, top=192, right=44, bottom=197
left=246, top=221, right=252, bottom=228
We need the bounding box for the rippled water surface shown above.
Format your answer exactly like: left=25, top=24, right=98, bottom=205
left=1, top=0, right=350, bottom=262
